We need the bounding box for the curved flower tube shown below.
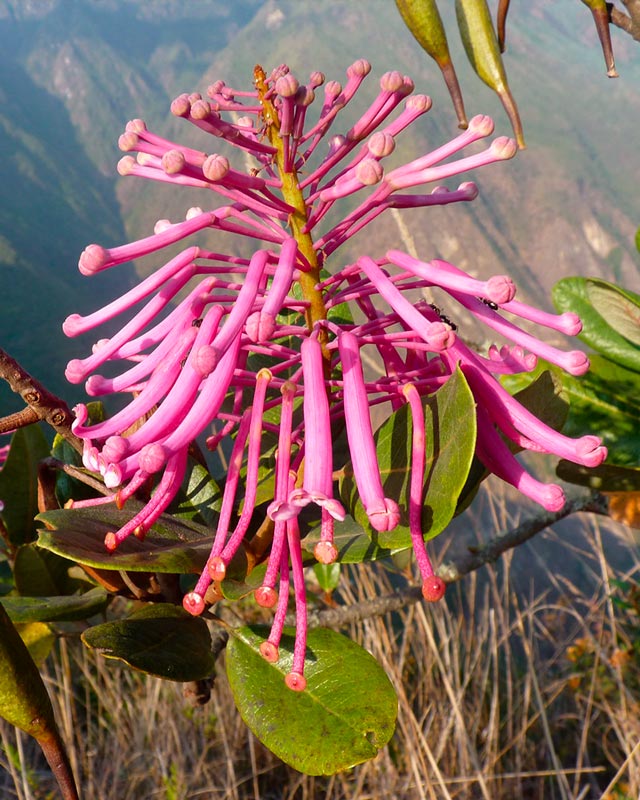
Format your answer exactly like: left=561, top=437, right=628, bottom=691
left=65, top=61, right=606, bottom=690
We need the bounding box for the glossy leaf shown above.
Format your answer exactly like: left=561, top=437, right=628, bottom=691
left=553, top=277, right=640, bottom=373
left=340, top=368, right=476, bottom=549
left=219, top=561, right=266, bottom=600
left=82, top=603, right=215, bottom=681
left=167, top=458, right=222, bottom=527
left=1, top=587, right=109, bottom=624
left=37, top=504, right=212, bottom=573
left=504, top=357, right=640, bottom=468
left=585, top=279, right=640, bottom=348
left=226, top=625, right=397, bottom=775
left=556, top=355, right=640, bottom=467
left=0, top=425, right=50, bottom=547
left=302, top=515, right=407, bottom=563
left=507, top=369, right=569, bottom=434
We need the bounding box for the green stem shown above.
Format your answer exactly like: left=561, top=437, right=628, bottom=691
left=254, top=66, right=328, bottom=349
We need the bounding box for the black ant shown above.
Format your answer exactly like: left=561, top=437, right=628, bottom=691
left=428, top=303, right=458, bottom=331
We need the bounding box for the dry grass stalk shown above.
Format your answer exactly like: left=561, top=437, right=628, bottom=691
left=1, top=510, right=638, bottom=799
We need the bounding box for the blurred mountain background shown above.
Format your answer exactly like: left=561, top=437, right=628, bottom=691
left=0, top=0, right=638, bottom=406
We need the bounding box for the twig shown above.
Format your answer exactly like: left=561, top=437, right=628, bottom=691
left=307, top=492, right=609, bottom=629
left=438, top=492, right=609, bottom=582
left=41, top=457, right=112, bottom=496
left=0, top=348, right=82, bottom=453
left=0, top=407, right=39, bottom=433
left=609, top=1, right=640, bottom=40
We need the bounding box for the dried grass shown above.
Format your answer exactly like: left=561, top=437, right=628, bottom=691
left=1, top=509, right=639, bottom=800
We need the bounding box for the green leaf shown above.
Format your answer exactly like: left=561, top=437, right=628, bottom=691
left=508, top=369, right=569, bottom=433
left=457, top=369, right=568, bottom=514
left=302, top=515, right=406, bottom=563
left=226, top=625, right=397, bottom=775
left=0, top=425, right=50, bottom=546
left=81, top=603, right=215, bottom=681
left=13, top=542, right=81, bottom=597
left=553, top=277, right=640, bottom=373
left=219, top=561, right=266, bottom=600
left=340, top=368, right=476, bottom=549
left=1, top=587, right=109, bottom=624
left=313, top=562, right=341, bottom=593
left=37, top=504, right=212, bottom=573
left=555, top=355, right=640, bottom=467
left=15, top=622, right=56, bottom=667
left=585, top=279, right=640, bottom=347
left=0, top=603, right=58, bottom=738
left=167, top=458, right=222, bottom=527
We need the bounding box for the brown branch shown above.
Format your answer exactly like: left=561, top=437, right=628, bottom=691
left=0, top=407, right=39, bottom=433
left=609, top=1, right=640, bottom=40
left=40, top=457, right=111, bottom=496
left=0, top=347, right=82, bottom=453
left=306, top=492, right=609, bottom=630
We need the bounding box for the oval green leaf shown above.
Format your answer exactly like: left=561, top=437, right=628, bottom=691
left=340, top=368, right=476, bottom=549
left=585, top=279, right=640, bottom=347
left=1, top=587, right=109, bottom=624
left=553, top=277, right=640, bottom=373
left=15, top=621, right=56, bottom=667
left=226, top=625, right=397, bottom=775
left=81, top=603, right=215, bottom=681
left=556, top=355, right=640, bottom=466
left=37, top=505, right=213, bottom=573
left=313, top=562, right=341, bottom=593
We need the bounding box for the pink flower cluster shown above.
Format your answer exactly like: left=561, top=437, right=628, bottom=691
left=65, top=61, right=606, bottom=690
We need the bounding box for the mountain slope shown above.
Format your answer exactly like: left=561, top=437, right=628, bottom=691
left=0, top=0, right=638, bottom=407
left=114, top=0, right=640, bottom=310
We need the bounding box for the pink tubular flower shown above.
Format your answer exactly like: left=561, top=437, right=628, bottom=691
left=339, top=332, right=400, bottom=532
left=66, top=61, right=606, bottom=689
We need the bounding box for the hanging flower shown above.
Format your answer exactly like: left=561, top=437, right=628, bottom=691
left=64, top=61, right=606, bottom=690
